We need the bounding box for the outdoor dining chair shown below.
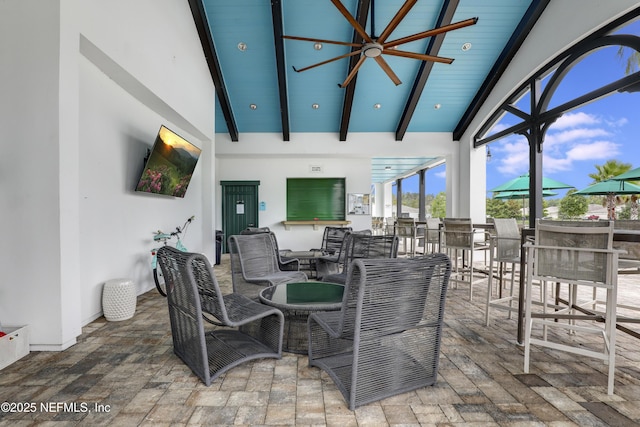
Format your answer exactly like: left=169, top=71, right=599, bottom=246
left=239, top=227, right=299, bottom=271
left=156, top=246, right=284, bottom=386
left=321, top=233, right=398, bottom=285
left=228, top=233, right=307, bottom=300
left=308, top=255, right=451, bottom=410
left=311, top=226, right=353, bottom=255
left=422, top=217, right=441, bottom=254
left=395, top=217, right=421, bottom=256
left=523, top=219, right=622, bottom=395
left=441, top=218, right=485, bottom=300
left=485, top=218, right=523, bottom=325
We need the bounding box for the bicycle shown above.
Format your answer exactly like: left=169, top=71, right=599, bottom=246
left=151, top=216, right=194, bottom=296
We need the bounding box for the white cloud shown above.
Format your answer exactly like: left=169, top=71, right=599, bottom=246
left=496, top=138, right=529, bottom=175
left=566, top=140, right=621, bottom=161
left=606, top=117, right=629, bottom=127
left=492, top=110, right=624, bottom=176
left=545, top=128, right=610, bottom=145
left=543, top=140, right=621, bottom=173
left=552, top=111, right=599, bottom=129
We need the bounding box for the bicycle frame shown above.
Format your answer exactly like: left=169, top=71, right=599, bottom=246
left=151, top=216, right=194, bottom=296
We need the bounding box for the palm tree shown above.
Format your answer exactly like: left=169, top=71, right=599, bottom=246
left=617, top=46, right=640, bottom=74
left=588, top=159, right=633, bottom=220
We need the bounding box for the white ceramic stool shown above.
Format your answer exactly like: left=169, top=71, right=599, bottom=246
left=102, top=279, right=136, bottom=321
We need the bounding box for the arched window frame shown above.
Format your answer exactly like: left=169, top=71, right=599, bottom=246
left=474, top=9, right=640, bottom=227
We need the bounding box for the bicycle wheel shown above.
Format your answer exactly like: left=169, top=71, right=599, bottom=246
left=153, top=266, right=168, bottom=297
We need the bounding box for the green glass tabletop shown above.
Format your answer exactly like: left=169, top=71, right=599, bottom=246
left=262, top=282, right=344, bottom=306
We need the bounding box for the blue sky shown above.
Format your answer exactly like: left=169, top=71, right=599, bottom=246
left=400, top=19, right=640, bottom=199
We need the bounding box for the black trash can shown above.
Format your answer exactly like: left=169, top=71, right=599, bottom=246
left=215, top=230, right=223, bottom=265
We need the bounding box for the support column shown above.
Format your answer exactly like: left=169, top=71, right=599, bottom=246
left=396, top=178, right=402, bottom=218
left=418, top=170, right=426, bottom=221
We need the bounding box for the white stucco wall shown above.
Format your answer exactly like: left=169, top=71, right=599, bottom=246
left=0, top=0, right=215, bottom=349
left=215, top=131, right=459, bottom=249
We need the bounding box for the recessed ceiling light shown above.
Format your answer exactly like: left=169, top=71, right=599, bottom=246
left=237, top=42, right=247, bottom=51
left=434, top=103, right=441, bottom=110
left=374, top=103, right=381, bottom=109
left=312, top=103, right=319, bottom=109
left=249, top=104, right=257, bottom=110
left=461, top=42, right=472, bottom=51
left=314, top=42, right=322, bottom=50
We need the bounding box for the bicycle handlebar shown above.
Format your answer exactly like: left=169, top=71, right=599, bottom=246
left=152, top=216, right=195, bottom=242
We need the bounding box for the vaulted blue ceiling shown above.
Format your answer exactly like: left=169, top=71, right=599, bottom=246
left=192, top=0, right=546, bottom=182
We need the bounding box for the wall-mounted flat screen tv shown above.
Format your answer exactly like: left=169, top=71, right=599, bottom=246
left=135, top=125, right=201, bottom=198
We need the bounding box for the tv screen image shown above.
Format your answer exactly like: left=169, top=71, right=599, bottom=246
left=135, top=125, right=201, bottom=198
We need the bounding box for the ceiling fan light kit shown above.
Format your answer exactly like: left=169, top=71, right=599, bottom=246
left=283, top=0, right=478, bottom=87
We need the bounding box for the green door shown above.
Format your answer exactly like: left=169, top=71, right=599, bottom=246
left=221, top=181, right=260, bottom=253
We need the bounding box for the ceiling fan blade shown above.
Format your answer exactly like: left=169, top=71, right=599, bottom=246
left=331, top=0, right=374, bottom=43
left=383, top=17, right=478, bottom=49
left=374, top=56, right=402, bottom=86
left=283, top=35, right=361, bottom=48
left=292, top=50, right=363, bottom=73
left=376, top=0, right=418, bottom=43
left=340, top=56, right=367, bottom=88
left=383, top=49, right=454, bottom=64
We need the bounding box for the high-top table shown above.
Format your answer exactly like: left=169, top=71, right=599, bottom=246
left=259, top=281, right=344, bottom=353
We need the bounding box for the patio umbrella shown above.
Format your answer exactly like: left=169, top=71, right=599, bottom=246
left=491, top=173, right=574, bottom=193
left=494, top=189, right=558, bottom=199
left=611, top=166, right=640, bottom=181
left=494, top=189, right=558, bottom=225
left=574, top=179, right=640, bottom=220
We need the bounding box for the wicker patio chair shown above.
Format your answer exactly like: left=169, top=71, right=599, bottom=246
left=239, top=227, right=299, bottom=271
left=228, top=233, right=307, bottom=300
left=156, top=246, right=284, bottom=386
left=311, top=226, right=353, bottom=255
left=308, top=254, right=452, bottom=410
left=321, top=233, right=398, bottom=285
left=315, top=229, right=371, bottom=280
left=523, top=219, right=621, bottom=395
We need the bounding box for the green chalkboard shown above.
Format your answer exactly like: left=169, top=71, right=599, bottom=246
left=286, top=178, right=346, bottom=221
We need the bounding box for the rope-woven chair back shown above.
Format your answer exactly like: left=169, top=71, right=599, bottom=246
left=156, top=246, right=211, bottom=382
left=365, top=235, right=399, bottom=258
left=230, top=233, right=280, bottom=276
left=324, top=226, right=353, bottom=254
left=339, top=256, right=451, bottom=339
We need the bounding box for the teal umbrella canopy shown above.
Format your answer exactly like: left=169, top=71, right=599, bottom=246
left=574, top=179, right=640, bottom=195
left=491, top=173, right=574, bottom=193
left=612, top=166, right=640, bottom=181
left=494, top=189, right=557, bottom=199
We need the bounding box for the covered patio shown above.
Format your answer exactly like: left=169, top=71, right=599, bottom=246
left=2, top=3, right=640, bottom=425
left=1, top=253, right=640, bottom=425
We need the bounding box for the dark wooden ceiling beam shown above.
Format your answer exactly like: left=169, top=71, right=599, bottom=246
left=452, top=0, right=550, bottom=141
left=396, top=0, right=459, bottom=141
left=339, top=0, right=371, bottom=141
left=187, top=0, right=238, bottom=142
left=271, top=0, right=290, bottom=141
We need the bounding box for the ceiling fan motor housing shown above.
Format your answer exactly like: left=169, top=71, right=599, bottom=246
left=363, top=42, right=384, bottom=58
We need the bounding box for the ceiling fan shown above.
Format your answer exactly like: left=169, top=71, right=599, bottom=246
left=283, top=0, right=478, bottom=87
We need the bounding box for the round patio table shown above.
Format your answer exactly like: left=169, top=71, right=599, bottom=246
left=259, top=281, right=344, bottom=353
